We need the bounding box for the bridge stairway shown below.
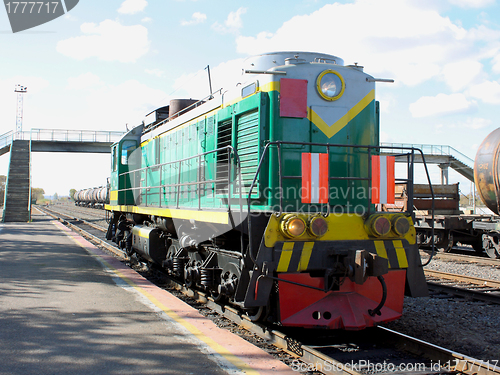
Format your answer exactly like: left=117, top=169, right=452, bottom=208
left=2, top=140, right=31, bottom=222
left=449, top=156, right=474, bottom=182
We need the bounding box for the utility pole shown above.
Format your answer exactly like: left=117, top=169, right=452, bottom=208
left=14, top=84, right=27, bottom=139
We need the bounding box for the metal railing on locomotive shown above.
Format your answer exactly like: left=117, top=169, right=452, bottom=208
left=245, top=142, right=436, bottom=268
left=116, top=145, right=245, bottom=249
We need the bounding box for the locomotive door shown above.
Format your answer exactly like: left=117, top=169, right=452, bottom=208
left=310, top=105, right=350, bottom=209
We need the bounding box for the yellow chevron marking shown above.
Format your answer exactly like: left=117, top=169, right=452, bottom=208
left=374, top=240, right=390, bottom=268
left=259, top=81, right=280, bottom=93
left=308, top=89, right=375, bottom=138
left=393, top=240, right=408, bottom=268
left=277, top=242, right=294, bottom=272
left=297, top=242, right=314, bottom=271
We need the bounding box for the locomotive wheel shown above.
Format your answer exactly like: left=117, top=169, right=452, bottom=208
left=184, top=265, right=195, bottom=288
left=485, top=245, right=499, bottom=259
left=482, top=234, right=500, bottom=259
left=245, top=306, right=265, bottom=322
left=439, top=231, right=454, bottom=253
left=210, top=290, right=225, bottom=303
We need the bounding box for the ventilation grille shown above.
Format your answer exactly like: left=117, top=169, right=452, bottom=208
left=216, top=120, right=232, bottom=193
left=237, top=110, right=259, bottom=196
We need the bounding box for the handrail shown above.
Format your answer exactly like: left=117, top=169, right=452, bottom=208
left=116, top=145, right=245, bottom=251
left=246, top=141, right=435, bottom=266
left=29, top=129, right=124, bottom=143
left=0, top=129, right=124, bottom=150
left=381, top=142, right=474, bottom=169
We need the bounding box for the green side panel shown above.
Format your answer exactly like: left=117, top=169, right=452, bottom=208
left=124, top=92, right=267, bottom=212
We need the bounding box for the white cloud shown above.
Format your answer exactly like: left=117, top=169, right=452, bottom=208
left=181, top=12, right=207, bottom=26
left=448, top=0, right=495, bottom=8
left=492, top=53, right=500, bottom=74
left=145, top=68, right=166, bottom=78
left=235, top=0, right=495, bottom=87
left=409, top=93, right=475, bottom=117
left=377, top=92, right=396, bottom=114
left=212, top=7, right=247, bottom=34
left=67, top=73, right=102, bottom=90
left=118, top=0, right=148, bottom=15
left=57, top=20, right=150, bottom=63
left=461, top=117, right=492, bottom=129
left=468, top=80, right=500, bottom=104
left=142, top=17, right=152, bottom=23
left=442, top=60, right=483, bottom=91
left=84, top=80, right=166, bottom=126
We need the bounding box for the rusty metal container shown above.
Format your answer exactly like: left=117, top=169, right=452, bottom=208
left=474, top=127, right=500, bottom=215
left=169, top=99, right=199, bottom=118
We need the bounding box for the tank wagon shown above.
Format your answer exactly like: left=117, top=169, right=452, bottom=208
left=415, top=127, right=500, bottom=259
left=105, top=51, right=429, bottom=330
left=74, top=186, right=107, bottom=209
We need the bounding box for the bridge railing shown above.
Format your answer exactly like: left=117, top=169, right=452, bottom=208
left=381, top=142, right=474, bottom=169
left=0, top=129, right=124, bottom=149
left=30, top=129, right=124, bottom=143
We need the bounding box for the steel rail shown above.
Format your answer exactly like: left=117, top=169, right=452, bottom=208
left=421, top=250, right=500, bottom=267
left=425, top=269, right=500, bottom=288
left=39, top=206, right=108, bottom=233
left=425, top=270, right=500, bottom=304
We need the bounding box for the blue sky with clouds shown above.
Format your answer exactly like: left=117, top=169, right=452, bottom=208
left=1, top=0, right=499, bottom=196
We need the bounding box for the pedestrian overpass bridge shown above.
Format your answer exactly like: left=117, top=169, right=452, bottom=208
left=1, top=129, right=124, bottom=222
left=0, top=129, right=124, bottom=156
left=1, top=129, right=475, bottom=223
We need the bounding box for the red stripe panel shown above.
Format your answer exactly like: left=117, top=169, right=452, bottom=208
left=301, top=153, right=311, bottom=203
left=371, top=155, right=381, bottom=204
left=386, top=156, right=395, bottom=204
left=280, top=78, right=308, bottom=118
left=318, top=153, right=329, bottom=204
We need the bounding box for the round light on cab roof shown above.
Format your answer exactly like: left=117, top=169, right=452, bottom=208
left=317, top=70, right=345, bottom=101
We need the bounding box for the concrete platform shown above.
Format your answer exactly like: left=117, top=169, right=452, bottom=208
left=0, top=210, right=294, bottom=375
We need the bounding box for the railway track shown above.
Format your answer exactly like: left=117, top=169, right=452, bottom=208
left=34, top=205, right=500, bottom=375
left=421, top=249, right=500, bottom=267
left=425, top=270, right=500, bottom=305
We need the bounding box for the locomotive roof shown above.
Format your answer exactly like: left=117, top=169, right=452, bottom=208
left=243, top=51, right=344, bottom=71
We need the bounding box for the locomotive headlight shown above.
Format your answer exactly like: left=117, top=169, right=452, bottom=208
left=317, top=70, right=345, bottom=101
left=392, top=215, right=410, bottom=236
left=280, top=215, right=307, bottom=238
left=365, top=215, right=391, bottom=237
left=308, top=216, right=329, bottom=237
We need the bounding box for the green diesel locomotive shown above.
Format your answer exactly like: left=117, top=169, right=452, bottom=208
left=106, top=51, right=428, bottom=330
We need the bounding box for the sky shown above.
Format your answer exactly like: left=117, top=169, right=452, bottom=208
left=1, top=0, right=500, bottom=198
